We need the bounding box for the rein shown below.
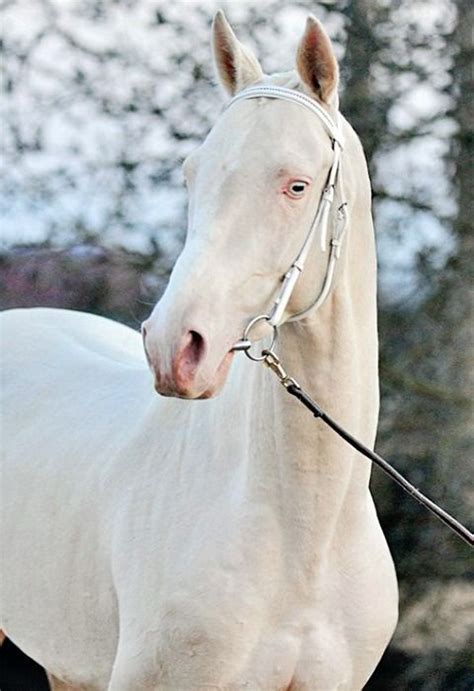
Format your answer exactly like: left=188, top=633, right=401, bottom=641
left=229, top=85, right=474, bottom=548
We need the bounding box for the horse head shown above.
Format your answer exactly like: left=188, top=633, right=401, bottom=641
left=142, top=11, right=340, bottom=399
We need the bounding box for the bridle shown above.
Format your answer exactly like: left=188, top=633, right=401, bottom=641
left=228, top=85, right=349, bottom=356
left=224, top=85, right=473, bottom=548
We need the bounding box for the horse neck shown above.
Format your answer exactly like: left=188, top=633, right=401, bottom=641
left=240, top=170, right=379, bottom=561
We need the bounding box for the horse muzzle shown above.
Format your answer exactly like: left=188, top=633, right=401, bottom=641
left=142, top=321, right=235, bottom=399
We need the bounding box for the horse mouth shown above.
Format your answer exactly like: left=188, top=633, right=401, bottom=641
left=154, top=349, right=235, bottom=400
left=196, top=349, right=235, bottom=399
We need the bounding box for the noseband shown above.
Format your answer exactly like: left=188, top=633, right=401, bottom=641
left=229, top=85, right=348, bottom=354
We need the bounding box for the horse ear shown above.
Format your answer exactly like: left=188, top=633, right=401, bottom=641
left=296, top=16, right=339, bottom=105
left=212, top=10, right=263, bottom=96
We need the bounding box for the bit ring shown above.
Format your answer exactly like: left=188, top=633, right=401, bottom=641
left=242, top=315, right=278, bottom=361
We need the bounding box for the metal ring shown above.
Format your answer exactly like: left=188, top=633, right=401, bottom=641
left=242, top=314, right=278, bottom=361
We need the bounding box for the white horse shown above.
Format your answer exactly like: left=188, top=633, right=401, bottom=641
left=1, top=11, right=398, bottom=690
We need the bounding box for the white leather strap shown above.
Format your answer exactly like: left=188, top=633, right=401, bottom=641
left=228, top=85, right=344, bottom=147
left=227, top=84, right=348, bottom=327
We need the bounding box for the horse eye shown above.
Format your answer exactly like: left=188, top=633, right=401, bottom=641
left=288, top=181, right=308, bottom=197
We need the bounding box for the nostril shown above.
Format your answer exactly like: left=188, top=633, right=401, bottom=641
left=186, top=330, right=205, bottom=368
left=171, top=330, right=207, bottom=390
left=174, top=330, right=206, bottom=381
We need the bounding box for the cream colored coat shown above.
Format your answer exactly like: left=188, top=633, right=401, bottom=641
left=0, top=12, right=398, bottom=690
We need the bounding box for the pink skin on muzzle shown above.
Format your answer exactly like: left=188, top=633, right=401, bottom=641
left=141, top=323, right=236, bottom=400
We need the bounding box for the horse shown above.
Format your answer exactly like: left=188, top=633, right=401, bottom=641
left=0, top=11, right=398, bottom=690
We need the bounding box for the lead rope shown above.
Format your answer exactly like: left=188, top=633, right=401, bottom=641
left=258, top=349, right=474, bottom=548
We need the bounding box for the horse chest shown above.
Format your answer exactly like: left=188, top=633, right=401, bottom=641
left=111, top=509, right=354, bottom=689
left=115, top=593, right=353, bottom=690
left=108, top=491, right=397, bottom=690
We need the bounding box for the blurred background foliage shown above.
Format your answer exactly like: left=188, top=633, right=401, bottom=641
left=0, top=0, right=472, bottom=688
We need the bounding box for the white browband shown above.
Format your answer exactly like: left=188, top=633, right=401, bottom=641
left=228, top=85, right=348, bottom=331
left=229, top=85, right=344, bottom=147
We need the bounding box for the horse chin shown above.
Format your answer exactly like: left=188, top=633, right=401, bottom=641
left=155, top=350, right=235, bottom=400
left=197, top=349, right=235, bottom=399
